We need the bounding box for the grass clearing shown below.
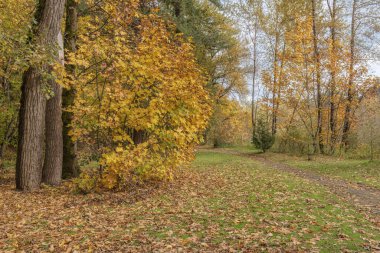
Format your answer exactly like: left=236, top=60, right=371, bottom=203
left=257, top=151, right=380, bottom=190
left=287, top=159, right=380, bottom=189
left=226, top=146, right=380, bottom=190
left=0, top=150, right=379, bottom=252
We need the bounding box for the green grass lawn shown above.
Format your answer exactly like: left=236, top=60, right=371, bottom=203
left=1, top=151, right=379, bottom=252
left=189, top=151, right=380, bottom=252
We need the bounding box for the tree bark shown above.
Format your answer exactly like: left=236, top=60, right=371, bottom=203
left=16, top=0, right=66, bottom=191
left=43, top=31, right=64, bottom=185
left=16, top=69, right=46, bottom=191
left=62, top=0, right=79, bottom=178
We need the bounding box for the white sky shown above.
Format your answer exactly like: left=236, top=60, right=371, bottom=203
left=370, top=62, right=380, bottom=76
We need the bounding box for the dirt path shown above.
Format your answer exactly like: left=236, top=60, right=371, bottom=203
left=207, top=148, right=380, bottom=223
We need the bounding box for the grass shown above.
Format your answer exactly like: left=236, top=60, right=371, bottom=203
left=226, top=145, right=380, bottom=190
left=287, top=158, right=380, bottom=189
left=0, top=150, right=379, bottom=252
left=189, top=151, right=380, bottom=251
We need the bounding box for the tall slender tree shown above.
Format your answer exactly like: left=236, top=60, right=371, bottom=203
left=342, top=0, right=357, bottom=150
left=62, top=0, right=79, bottom=178
left=327, top=0, right=338, bottom=153
left=311, top=0, right=324, bottom=153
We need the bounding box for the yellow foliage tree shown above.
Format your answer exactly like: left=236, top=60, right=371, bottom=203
left=67, top=0, right=211, bottom=189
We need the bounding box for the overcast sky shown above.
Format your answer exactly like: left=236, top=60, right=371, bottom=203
left=370, top=62, right=380, bottom=76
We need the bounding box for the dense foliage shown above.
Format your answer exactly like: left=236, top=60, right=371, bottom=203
left=0, top=0, right=33, bottom=160
left=233, top=0, right=380, bottom=157
left=67, top=0, right=211, bottom=189
left=0, top=0, right=378, bottom=192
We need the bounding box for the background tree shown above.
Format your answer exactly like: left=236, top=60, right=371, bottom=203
left=252, top=117, right=274, bottom=152
left=62, top=0, right=79, bottom=178
left=357, top=86, right=380, bottom=160
left=160, top=0, right=248, bottom=147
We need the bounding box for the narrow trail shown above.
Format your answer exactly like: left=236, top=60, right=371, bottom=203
left=206, top=148, right=380, bottom=223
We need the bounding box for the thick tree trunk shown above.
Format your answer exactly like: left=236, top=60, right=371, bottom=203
left=311, top=0, right=324, bottom=154
left=342, top=0, right=357, bottom=150
left=62, top=0, right=79, bottom=178
left=16, top=69, right=46, bottom=191
left=43, top=73, right=63, bottom=184
left=16, top=0, right=66, bottom=191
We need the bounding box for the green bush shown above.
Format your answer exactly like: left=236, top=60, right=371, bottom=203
left=252, top=118, right=274, bottom=152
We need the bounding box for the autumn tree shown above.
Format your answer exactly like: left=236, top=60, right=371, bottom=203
left=160, top=0, right=248, bottom=147
left=66, top=0, right=211, bottom=190
left=233, top=0, right=379, bottom=156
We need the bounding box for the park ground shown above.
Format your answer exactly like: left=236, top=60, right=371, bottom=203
left=0, top=148, right=379, bottom=252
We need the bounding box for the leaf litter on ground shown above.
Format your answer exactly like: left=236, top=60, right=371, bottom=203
left=0, top=150, right=379, bottom=252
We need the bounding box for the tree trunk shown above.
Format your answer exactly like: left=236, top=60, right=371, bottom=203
left=342, top=0, right=357, bottom=150
left=16, top=0, right=66, bottom=191
left=16, top=69, right=47, bottom=191
left=251, top=20, right=258, bottom=135
left=43, top=31, right=64, bottom=185
left=271, top=32, right=279, bottom=136
left=311, top=0, right=324, bottom=154
left=62, top=0, right=79, bottom=178
left=133, top=130, right=147, bottom=145
left=274, top=42, right=286, bottom=136
left=328, top=0, right=337, bottom=154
